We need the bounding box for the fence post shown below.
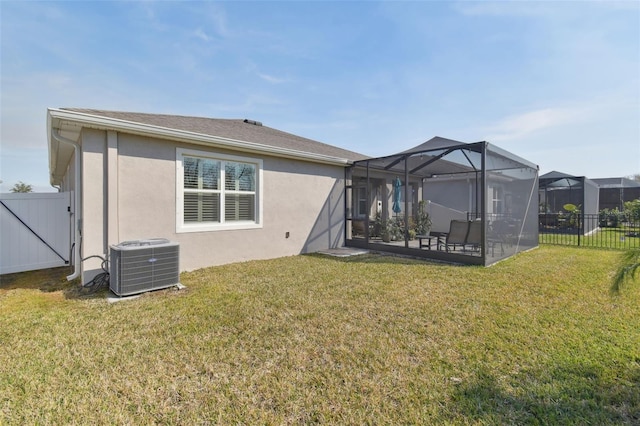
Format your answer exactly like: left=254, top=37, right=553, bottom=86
left=577, top=213, right=581, bottom=246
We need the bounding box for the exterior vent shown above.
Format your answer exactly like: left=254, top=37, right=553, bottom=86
left=243, top=119, right=262, bottom=126
left=109, top=238, right=180, bottom=296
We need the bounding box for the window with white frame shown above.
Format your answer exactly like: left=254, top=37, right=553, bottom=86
left=356, top=186, right=368, bottom=218
left=177, top=148, right=262, bottom=232
left=491, top=185, right=503, bottom=214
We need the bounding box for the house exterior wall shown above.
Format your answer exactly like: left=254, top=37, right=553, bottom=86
left=77, top=129, right=345, bottom=282
left=423, top=178, right=478, bottom=215
left=80, top=129, right=108, bottom=279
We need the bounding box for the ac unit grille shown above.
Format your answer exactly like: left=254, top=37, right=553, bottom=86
left=110, top=239, right=180, bottom=296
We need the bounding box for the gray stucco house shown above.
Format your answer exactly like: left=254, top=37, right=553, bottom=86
left=48, top=108, right=367, bottom=283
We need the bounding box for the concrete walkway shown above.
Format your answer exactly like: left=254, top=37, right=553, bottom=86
left=317, top=247, right=369, bottom=257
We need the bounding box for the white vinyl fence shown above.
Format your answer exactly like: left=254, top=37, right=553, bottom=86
left=0, top=192, right=72, bottom=274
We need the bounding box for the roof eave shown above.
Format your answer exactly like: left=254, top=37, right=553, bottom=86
left=47, top=108, right=352, bottom=181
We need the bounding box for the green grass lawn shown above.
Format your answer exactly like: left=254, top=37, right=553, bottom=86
left=1, top=246, right=639, bottom=424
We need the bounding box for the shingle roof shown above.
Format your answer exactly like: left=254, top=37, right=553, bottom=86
left=61, top=108, right=368, bottom=162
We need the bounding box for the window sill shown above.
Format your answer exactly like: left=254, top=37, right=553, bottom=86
left=176, top=222, right=262, bottom=233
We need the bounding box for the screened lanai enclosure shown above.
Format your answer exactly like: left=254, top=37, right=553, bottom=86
left=345, top=137, right=539, bottom=266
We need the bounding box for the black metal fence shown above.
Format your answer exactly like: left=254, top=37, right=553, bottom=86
left=539, top=213, right=640, bottom=249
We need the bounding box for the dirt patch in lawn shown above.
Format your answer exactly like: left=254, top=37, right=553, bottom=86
left=0, top=267, right=74, bottom=291
left=0, top=267, right=103, bottom=299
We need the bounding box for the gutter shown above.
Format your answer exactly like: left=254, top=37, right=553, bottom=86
left=51, top=129, right=81, bottom=281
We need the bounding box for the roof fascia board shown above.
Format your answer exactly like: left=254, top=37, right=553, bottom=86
left=47, top=108, right=350, bottom=167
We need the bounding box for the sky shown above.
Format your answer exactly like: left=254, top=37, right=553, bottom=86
left=1, top=0, right=639, bottom=193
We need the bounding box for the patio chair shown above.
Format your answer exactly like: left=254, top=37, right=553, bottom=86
left=444, top=220, right=469, bottom=252
left=465, top=220, right=481, bottom=252
left=488, top=220, right=509, bottom=256
left=444, top=220, right=482, bottom=253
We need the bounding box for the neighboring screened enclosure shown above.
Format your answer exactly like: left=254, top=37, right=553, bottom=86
left=345, top=137, right=539, bottom=266
left=538, top=171, right=600, bottom=236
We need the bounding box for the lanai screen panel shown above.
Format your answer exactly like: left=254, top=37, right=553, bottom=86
left=364, top=147, right=478, bottom=178
left=420, top=146, right=482, bottom=231
left=485, top=144, right=539, bottom=263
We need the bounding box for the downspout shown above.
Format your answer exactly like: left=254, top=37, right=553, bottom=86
left=52, top=129, right=82, bottom=281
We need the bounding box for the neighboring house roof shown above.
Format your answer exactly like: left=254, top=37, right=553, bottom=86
left=592, top=177, right=640, bottom=188
left=48, top=108, right=368, bottom=186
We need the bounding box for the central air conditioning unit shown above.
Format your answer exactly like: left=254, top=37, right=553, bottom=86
left=109, top=238, right=180, bottom=296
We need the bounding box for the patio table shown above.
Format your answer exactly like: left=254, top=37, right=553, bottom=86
left=417, top=231, right=448, bottom=250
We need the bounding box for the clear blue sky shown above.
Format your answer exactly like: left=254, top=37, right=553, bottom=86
left=1, top=1, right=639, bottom=192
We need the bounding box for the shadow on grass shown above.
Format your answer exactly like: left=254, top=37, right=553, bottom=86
left=450, top=363, right=640, bottom=424
left=0, top=267, right=108, bottom=300
left=307, top=251, right=478, bottom=268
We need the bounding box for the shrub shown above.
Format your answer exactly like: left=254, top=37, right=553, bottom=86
left=414, top=200, right=432, bottom=235
left=624, top=199, right=640, bottom=222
